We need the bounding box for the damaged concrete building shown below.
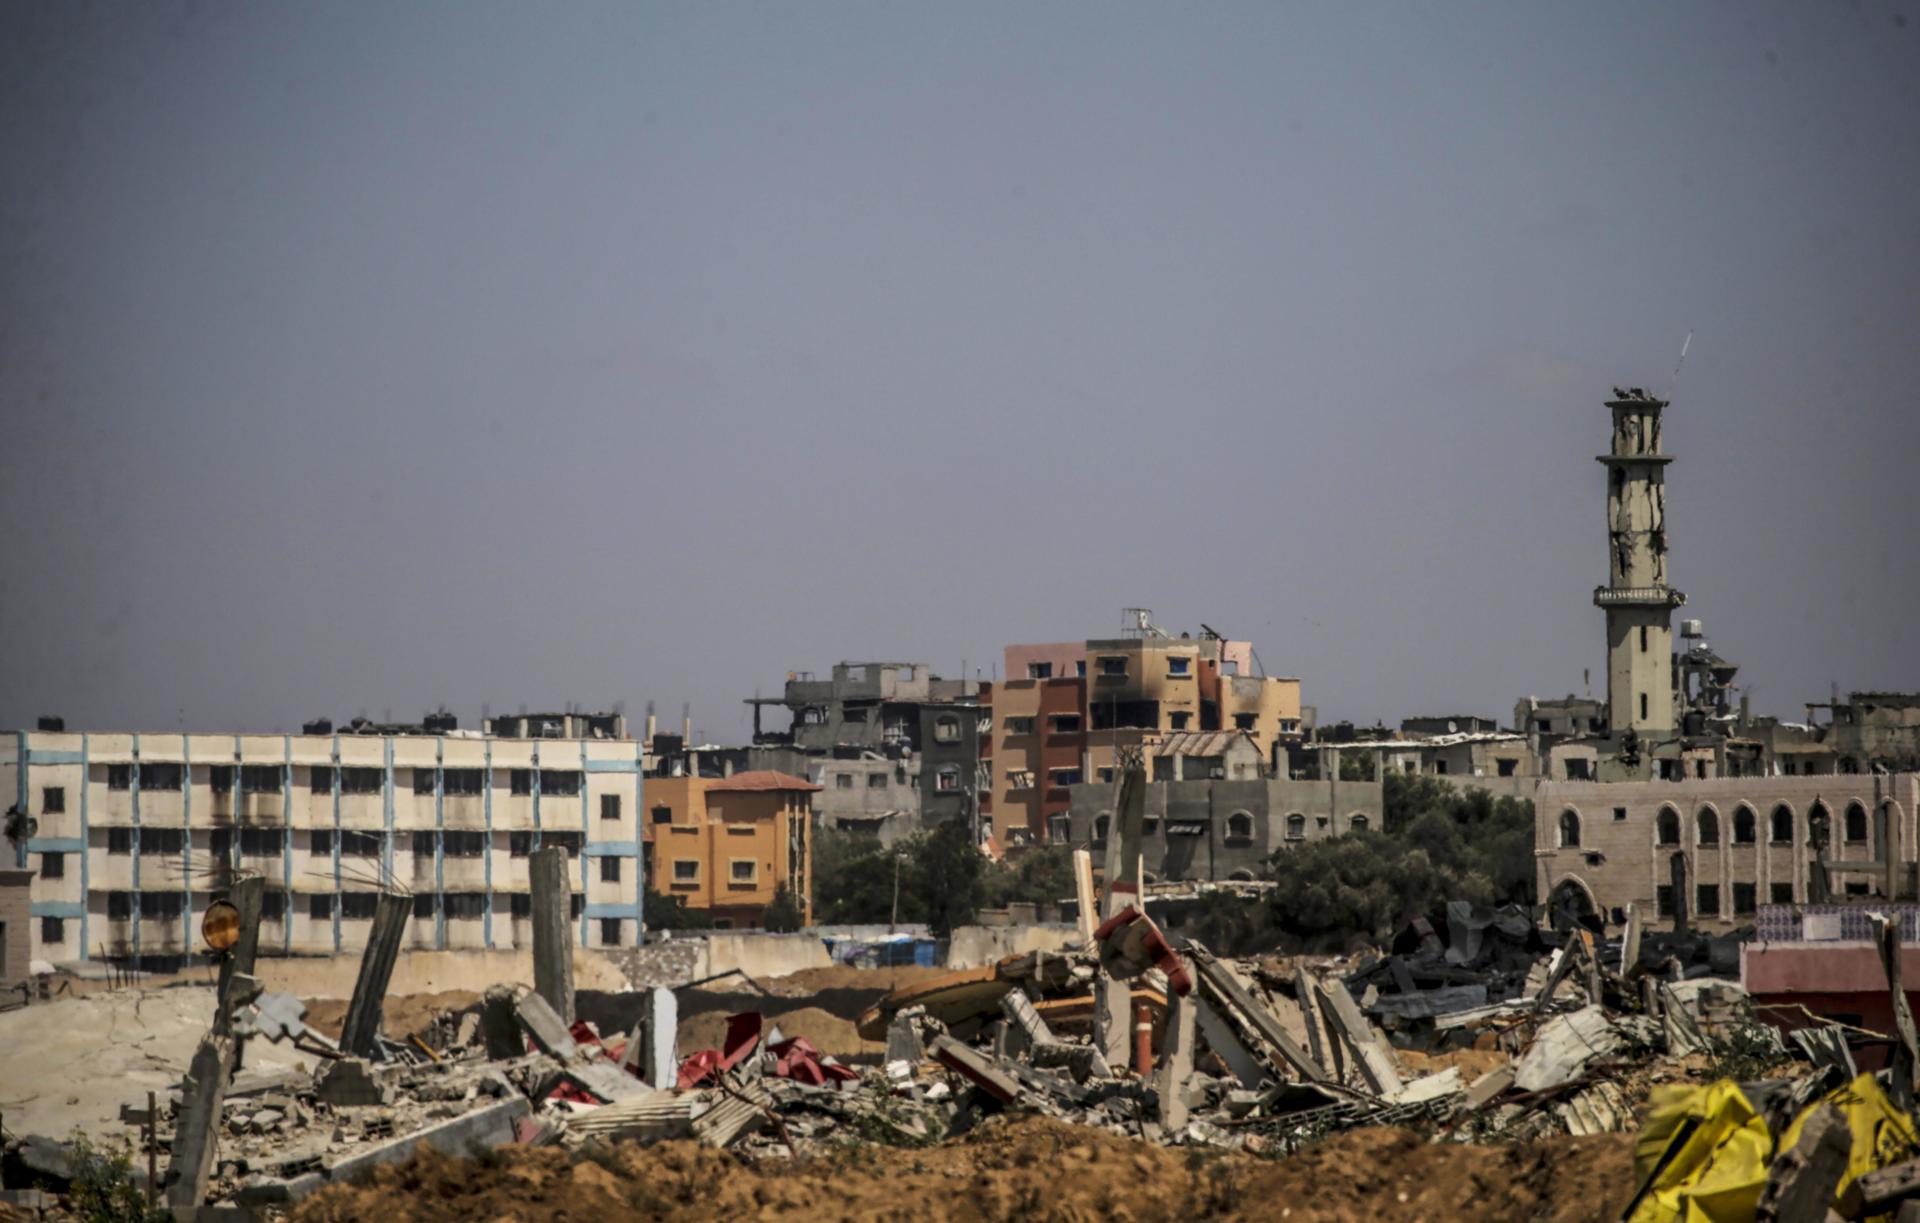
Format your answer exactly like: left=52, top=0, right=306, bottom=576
left=740, top=662, right=986, bottom=844
left=1528, top=389, right=1920, bottom=928
left=985, top=617, right=1308, bottom=847
left=1, top=712, right=645, bottom=970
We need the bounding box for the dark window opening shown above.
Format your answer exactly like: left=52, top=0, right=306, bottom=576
left=240, top=765, right=282, bottom=794
left=261, top=891, right=286, bottom=920
left=1656, top=885, right=1674, bottom=917
left=1496, top=758, right=1517, bottom=777
left=41, top=916, right=65, bottom=943
left=140, top=892, right=185, bottom=918
left=1169, top=712, right=1192, bottom=731
left=238, top=828, right=284, bottom=857
left=510, top=893, right=533, bottom=917
left=444, top=769, right=484, bottom=796
left=143, top=828, right=184, bottom=856
left=545, top=831, right=583, bottom=858
left=412, top=830, right=436, bottom=858
left=651, top=805, right=673, bottom=825
left=341, top=893, right=380, bottom=920
left=210, top=766, right=234, bottom=793
left=511, top=769, right=533, bottom=796
left=1732, top=883, right=1756, bottom=915
left=42, top=786, right=65, bottom=813
left=309, top=893, right=333, bottom=920
left=340, top=830, right=382, bottom=858
left=311, top=830, right=334, bottom=855
left=107, top=891, right=133, bottom=920
left=107, top=828, right=133, bottom=855
left=142, top=763, right=183, bottom=791
left=510, top=831, right=533, bottom=858
left=1696, top=884, right=1719, bottom=913
left=444, top=830, right=485, bottom=858
left=541, top=770, right=582, bottom=797
left=40, top=851, right=64, bottom=878
left=1091, top=700, right=1159, bottom=730
left=599, top=856, right=621, bottom=882
left=414, top=768, right=436, bottom=795
left=1733, top=808, right=1756, bottom=845
left=310, top=767, right=334, bottom=794
left=340, top=767, right=382, bottom=795
left=600, top=794, right=622, bottom=820
left=413, top=893, right=435, bottom=918
left=1771, top=882, right=1794, bottom=904
left=107, top=764, right=132, bottom=791
left=600, top=918, right=622, bottom=946
left=445, top=893, right=485, bottom=919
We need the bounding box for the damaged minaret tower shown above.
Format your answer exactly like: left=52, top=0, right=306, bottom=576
left=1595, top=387, right=1685, bottom=745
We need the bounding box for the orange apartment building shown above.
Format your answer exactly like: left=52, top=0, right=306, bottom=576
left=642, top=770, right=819, bottom=928
left=985, top=624, right=1304, bottom=847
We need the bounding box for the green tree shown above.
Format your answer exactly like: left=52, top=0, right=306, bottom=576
left=762, top=882, right=805, bottom=932
left=908, top=820, right=986, bottom=938
left=983, top=843, right=1076, bottom=911
left=643, top=888, right=711, bottom=931
left=811, top=829, right=905, bottom=925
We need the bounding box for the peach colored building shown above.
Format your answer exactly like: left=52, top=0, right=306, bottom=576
left=643, top=770, right=819, bottom=928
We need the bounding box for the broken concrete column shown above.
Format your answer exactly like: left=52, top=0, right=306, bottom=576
left=885, top=1006, right=926, bottom=1064
left=164, top=1033, right=234, bottom=1210
left=481, top=986, right=522, bottom=1060
left=1320, top=978, right=1404, bottom=1096
left=1000, top=988, right=1058, bottom=1050
left=1620, top=902, right=1643, bottom=978
left=619, top=986, right=677, bottom=1088
left=529, top=846, right=575, bottom=1024
left=339, top=892, right=411, bottom=1059
left=214, top=875, right=265, bottom=1036
left=1294, top=967, right=1329, bottom=1072
left=1192, top=997, right=1264, bottom=1090
left=1758, top=1103, right=1850, bottom=1222
left=513, top=988, right=581, bottom=1062
left=1154, top=990, right=1197, bottom=1130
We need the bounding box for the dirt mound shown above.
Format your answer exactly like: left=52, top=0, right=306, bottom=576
left=302, top=990, right=482, bottom=1043
left=291, top=1112, right=1635, bottom=1223
left=751, top=964, right=953, bottom=997
left=674, top=1005, right=878, bottom=1058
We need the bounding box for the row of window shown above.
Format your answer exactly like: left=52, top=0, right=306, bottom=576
left=79, top=767, right=616, bottom=800
left=95, top=889, right=592, bottom=922
left=1557, top=800, right=1889, bottom=849
left=1084, top=811, right=1345, bottom=841
left=90, top=828, right=599, bottom=860
left=667, top=858, right=758, bottom=884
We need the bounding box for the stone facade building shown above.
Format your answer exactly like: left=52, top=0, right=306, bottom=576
left=3, top=719, right=644, bottom=970
left=1535, top=772, right=1920, bottom=929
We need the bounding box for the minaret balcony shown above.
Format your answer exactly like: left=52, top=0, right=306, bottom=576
left=1593, top=586, right=1687, bottom=609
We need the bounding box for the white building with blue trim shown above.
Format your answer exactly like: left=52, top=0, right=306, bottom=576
left=3, top=717, right=644, bottom=970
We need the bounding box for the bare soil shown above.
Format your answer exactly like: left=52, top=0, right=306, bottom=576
left=301, top=990, right=484, bottom=1044
left=290, top=1112, right=1636, bottom=1223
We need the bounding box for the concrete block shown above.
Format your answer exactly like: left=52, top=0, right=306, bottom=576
left=326, top=1098, right=529, bottom=1184
left=513, top=991, right=580, bottom=1062
left=314, top=1059, right=392, bottom=1108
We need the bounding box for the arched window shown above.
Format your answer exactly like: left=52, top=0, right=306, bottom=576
left=1558, top=810, right=1581, bottom=848
left=1771, top=805, right=1794, bottom=844
left=1657, top=807, right=1680, bottom=846
left=1733, top=806, right=1756, bottom=845
left=1846, top=802, right=1869, bottom=843
left=1697, top=809, right=1718, bottom=846
left=1093, top=814, right=1110, bottom=842
left=933, top=715, right=961, bottom=744
left=1227, top=869, right=1257, bottom=882
left=1226, top=811, right=1253, bottom=840
left=1286, top=813, right=1306, bottom=840
left=1349, top=814, right=1369, bottom=832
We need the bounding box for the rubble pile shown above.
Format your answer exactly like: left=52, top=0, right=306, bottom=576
left=11, top=851, right=1920, bottom=1220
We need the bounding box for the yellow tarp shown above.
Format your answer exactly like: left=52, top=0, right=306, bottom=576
left=1628, top=1074, right=1920, bottom=1223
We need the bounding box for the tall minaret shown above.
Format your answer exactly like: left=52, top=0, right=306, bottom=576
left=1595, top=387, right=1685, bottom=737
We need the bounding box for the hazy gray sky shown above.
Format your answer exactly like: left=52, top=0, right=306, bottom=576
left=3, top=2, right=1916, bottom=740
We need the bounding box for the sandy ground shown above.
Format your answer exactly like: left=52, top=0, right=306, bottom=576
left=289, top=1112, right=1639, bottom=1223
left=0, top=986, right=318, bottom=1140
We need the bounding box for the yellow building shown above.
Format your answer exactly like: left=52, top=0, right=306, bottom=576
left=644, top=770, right=818, bottom=929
